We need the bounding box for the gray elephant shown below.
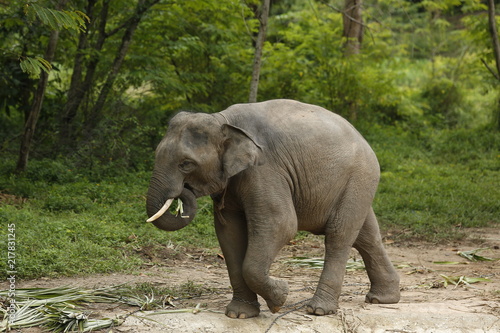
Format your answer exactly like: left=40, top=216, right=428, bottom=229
left=146, top=99, right=400, bottom=319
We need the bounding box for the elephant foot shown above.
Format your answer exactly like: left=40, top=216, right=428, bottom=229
left=226, top=298, right=261, bottom=319
left=264, top=279, right=289, bottom=313
left=365, top=276, right=401, bottom=304
left=306, top=296, right=338, bottom=316
left=365, top=288, right=400, bottom=304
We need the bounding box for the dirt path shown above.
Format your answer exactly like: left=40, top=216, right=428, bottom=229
left=7, top=228, right=500, bottom=332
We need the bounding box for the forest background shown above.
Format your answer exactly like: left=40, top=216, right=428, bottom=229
left=0, top=0, right=499, bottom=279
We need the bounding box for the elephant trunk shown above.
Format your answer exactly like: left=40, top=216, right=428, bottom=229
left=146, top=186, right=197, bottom=231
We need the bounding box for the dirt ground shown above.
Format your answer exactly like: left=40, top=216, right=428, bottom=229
left=5, top=227, right=500, bottom=333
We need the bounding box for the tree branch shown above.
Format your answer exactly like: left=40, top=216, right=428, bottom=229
left=317, top=0, right=374, bottom=48
left=318, top=0, right=366, bottom=28
left=481, top=58, right=500, bottom=80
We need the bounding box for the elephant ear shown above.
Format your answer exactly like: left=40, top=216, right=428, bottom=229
left=222, top=124, right=265, bottom=178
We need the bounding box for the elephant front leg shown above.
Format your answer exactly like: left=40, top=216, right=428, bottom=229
left=240, top=204, right=297, bottom=313
left=219, top=174, right=297, bottom=316
left=242, top=242, right=291, bottom=313
left=214, top=210, right=260, bottom=319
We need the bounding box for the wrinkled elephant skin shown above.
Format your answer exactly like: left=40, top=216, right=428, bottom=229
left=146, top=99, right=400, bottom=319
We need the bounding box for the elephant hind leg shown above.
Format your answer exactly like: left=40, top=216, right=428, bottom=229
left=353, top=207, right=400, bottom=304
left=306, top=240, right=351, bottom=316
left=307, top=200, right=368, bottom=315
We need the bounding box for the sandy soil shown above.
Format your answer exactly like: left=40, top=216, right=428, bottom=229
left=5, top=227, right=500, bottom=333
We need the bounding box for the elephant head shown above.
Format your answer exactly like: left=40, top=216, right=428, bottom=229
left=146, top=111, right=264, bottom=231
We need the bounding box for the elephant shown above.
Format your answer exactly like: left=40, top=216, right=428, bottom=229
left=146, top=99, right=400, bottom=319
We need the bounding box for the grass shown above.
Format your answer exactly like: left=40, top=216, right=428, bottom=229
left=365, top=125, right=500, bottom=241
left=375, top=161, right=499, bottom=240
left=0, top=165, right=218, bottom=280
left=0, top=126, right=499, bottom=280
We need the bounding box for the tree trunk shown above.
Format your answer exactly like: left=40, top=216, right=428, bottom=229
left=59, top=0, right=107, bottom=146
left=248, top=0, right=270, bottom=103
left=83, top=0, right=160, bottom=135
left=16, top=0, right=66, bottom=173
left=342, top=0, right=363, bottom=121
left=487, top=0, right=500, bottom=130
left=343, top=0, right=363, bottom=56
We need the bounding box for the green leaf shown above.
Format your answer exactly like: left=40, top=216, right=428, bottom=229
left=51, top=10, right=69, bottom=29
left=432, top=261, right=463, bottom=265
left=67, top=10, right=89, bottom=28
left=19, top=57, right=52, bottom=79
left=286, top=257, right=325, bottom=269
left=19, top=58, right=29, bottom=74
left=457, top=248, right=499, bottom=262
left=30, top=4, right=52, bottom=28
left=19, top=57, right=40, bottom=79
left=286, top=257, right=365, bottom=271
left=440, top=274, right=491, bottom=287
left=26, top=4, right=88, bottom=31
left=35, top=57, right=52, bottom=72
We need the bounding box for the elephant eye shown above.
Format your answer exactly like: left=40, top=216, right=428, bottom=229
left=179, top=160, right=196, bottom=173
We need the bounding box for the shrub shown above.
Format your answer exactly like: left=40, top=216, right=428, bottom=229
left=25, top=159, right=78, bottom=183
left=421, top=77, right=463, bottom=128
left=43, top=194, right=93, bottom=213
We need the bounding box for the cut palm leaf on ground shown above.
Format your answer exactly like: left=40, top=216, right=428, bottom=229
left=457, top=248, right=499, bottom=262
left=0, top=285, right=179, bottom=332
left=286, top=257, right=365, bottom=271
left=440, top=274, right=491, bottom=287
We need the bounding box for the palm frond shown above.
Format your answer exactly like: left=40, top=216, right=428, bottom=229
left=457, top=248, right=499, bottom=262
left=285, top=257, right=366, bottom=271
left=0, top=285, right=159, bottom=332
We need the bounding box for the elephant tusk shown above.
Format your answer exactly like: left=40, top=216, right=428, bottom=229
left=146, top=198, right=174, bottom=222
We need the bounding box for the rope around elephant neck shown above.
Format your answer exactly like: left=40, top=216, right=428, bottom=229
left=213, top=112, right=230, bottom=126
left=213, top=186, right=228, bottom=225
left=220, top=112, right=230, bottom=124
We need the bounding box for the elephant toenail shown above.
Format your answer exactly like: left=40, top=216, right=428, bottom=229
left=315, top=308, right=326, bottom=316
left=227, top=311, right=237, bottom=319
left=238, top=313, right=247, bottom=319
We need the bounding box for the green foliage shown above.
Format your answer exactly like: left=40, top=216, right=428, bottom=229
left=129, top=0, right=254, bottom=113
left=42, top=193, right=93, bottom=213
left=12, top=2, right=90, bottom=79
left=24, top=159, right=78, bottom=183
left=72, top=115, right=158, bottom=176
left=2, top=0, right=499, bottom=174
left=24, top=3, right=88, bottom=31
left=0, top=157, right=218, bottom=279
left=366, top=126, right=500, bottom=241
left=421, top=77, right=463, bottom=127
left=19, top=56, right=52, bottom=79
